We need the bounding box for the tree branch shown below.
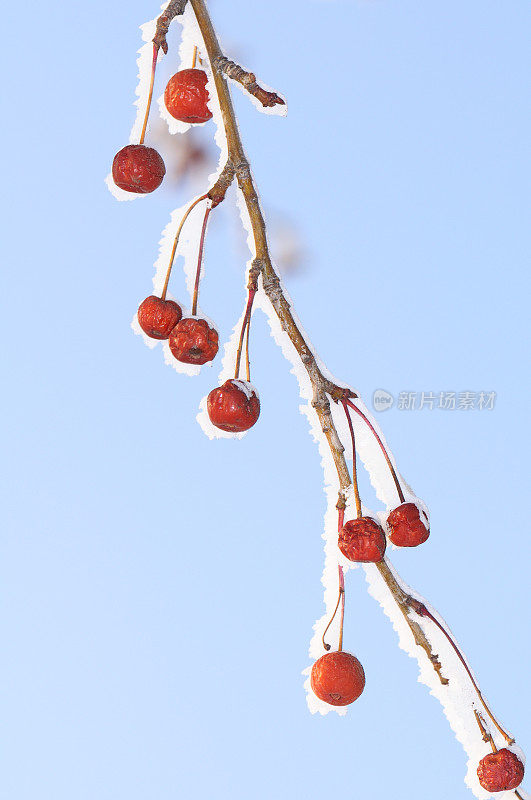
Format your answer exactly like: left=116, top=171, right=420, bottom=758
left=154, top=0, right=522, bottom=770
left=213, top=55, right=285, bottom=108
left=153, top=0, right=188, bottom=54
left=206, top=159, right=235, bottom=207
left=188, top=0, right=446, bottom=683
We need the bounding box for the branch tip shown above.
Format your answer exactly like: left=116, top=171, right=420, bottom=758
left=153, top=0, right=188, bottom=54
left=214, top=55, right=285, bottom=108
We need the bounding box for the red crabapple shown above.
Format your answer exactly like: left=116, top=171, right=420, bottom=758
left=311, top=651, right=365, bottom=706
left=387, top=502, right=429, bottom=547
left=164, top=69, right=213, bottom=124
left=112, top=144, right=165, bottom=194
left=207, top=379, right=260, bottom=432
left=477, top=749, right=524, bottom=792
left=338, top=517, right=386, bottom=563
left=169, top=318, right=219, bottom=365
left=137, top=296, right=182, bottom=340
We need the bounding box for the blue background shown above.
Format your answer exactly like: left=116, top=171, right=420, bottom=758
left=2, top=1, right=529, bottom=798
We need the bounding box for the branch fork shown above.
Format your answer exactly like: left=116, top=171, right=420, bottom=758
left=153, top=0, right=189, bottom=53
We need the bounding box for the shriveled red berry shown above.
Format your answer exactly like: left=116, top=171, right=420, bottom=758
left=338, top=517, right=386, bottom=563
left=311, top=651, right=365, bottom=706
left=477, top=749, right=524, bottom=792
left=207, top=379, right=260, bottom=432
left=387, top=502, right=429, bottom=547
left=137, top=295, right=182, bottom=340
left=164, top=68, right=213, bottom=124
left=169, top=317, right=219, bottom=365
left=112, top=144, right=165, bottom=194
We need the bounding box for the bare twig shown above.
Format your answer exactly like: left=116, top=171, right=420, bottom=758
left=214, top=55, right=285, bottom=108
left=474, top=710, right=498, bottom=752
left=153, top=0, right=188, bottom=54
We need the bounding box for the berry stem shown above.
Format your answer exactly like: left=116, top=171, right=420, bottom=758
left=338, top=565, right=345, bottom=652
left=321, top=576, right=344, bottom=652
left=337, top=505, right=345, bottom=533
left=160, top=195, right=207, bottom=300
left=244, top=306, right=252, bottom=382
left=321, top=565, right=346, bottom=653
left=344, top=398, right=405, bottom=505
left=192, top=45, right=198, bottom=68
left=320, top=509, right=348, bottom=653
left=191, top=202, right=212, bottom=315
left=407, top=596, right=515, bottom=745
left=234, top=289, right=256, bottom=380
left=341, top=400, right=363, bottom=518
left=139, top=44, right=159, bottom=145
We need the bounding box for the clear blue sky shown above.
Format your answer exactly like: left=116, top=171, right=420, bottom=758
left=2, top=1, right=529, bottom=799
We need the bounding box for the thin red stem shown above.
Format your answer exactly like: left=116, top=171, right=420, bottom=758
left=409, top=597, right=514, bottom=745
left=139, top=44, right=159, bottom=145
left=244, top=308, right=252, bottom=382
left=321, top=582, right=342, bottom=652
left=191, top=203, right=211, bottom=315
left=337, top=507, right=345, bottom=533
left=234, top=289, right=256, bottom=380
left=160, top=195, right=207, bottom=301
left=341, top=400, right=363, bottom=518
left=345, top=398, right=405, bottom=505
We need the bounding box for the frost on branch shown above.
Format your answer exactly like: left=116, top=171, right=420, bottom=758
left=214, top=55, right=287, bottom=116
left=109, top=3, right=528, bottom=798
left=251, top=269, right=527, bottom=798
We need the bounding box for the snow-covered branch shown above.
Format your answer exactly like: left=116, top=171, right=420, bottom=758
left=109, top=2, right=528, bottom=797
